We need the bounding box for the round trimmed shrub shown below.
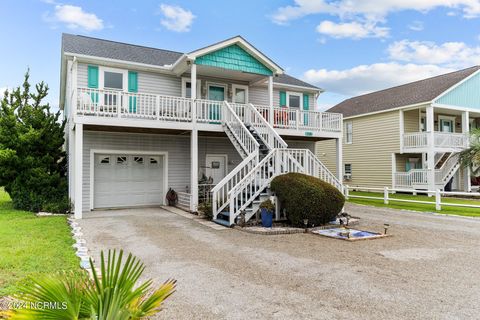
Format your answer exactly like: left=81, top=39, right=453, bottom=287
left=270, top=172, right=345, bottom=227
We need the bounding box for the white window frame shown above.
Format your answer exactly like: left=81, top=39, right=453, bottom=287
left=181, top=77, right=202, bottom=99
left=231, top=84, right=249, bottom=104
left=344, top=164, right=352, bottom=180
left=99, top=66, right=128, bottom=91
left=286, top=91, right=303, bottom=109
left=345, top=121, right=353, bottom=144
left=438, top=115, right=456, bottom=133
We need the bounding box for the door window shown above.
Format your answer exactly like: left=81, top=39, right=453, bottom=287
left=440, top=119, right=454, bottom=133
left=208, top=86, right=225, bottom=101
left=234, top=88, right=246, bottom=103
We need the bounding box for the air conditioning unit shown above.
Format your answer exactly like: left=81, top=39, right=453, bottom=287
left=343, top=174, right=352, bottom=180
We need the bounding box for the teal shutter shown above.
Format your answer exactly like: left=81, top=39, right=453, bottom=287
left=279, top=91, right=286, bottom=107
left=303, top=93, right=309, bottom=125
left=128, top=71, right=138, bottom=113
left=87, top=65, right=99, bottom=103
left=405, top=162, right=411, bottom=171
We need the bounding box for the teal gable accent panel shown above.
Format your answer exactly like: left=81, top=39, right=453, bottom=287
left=195, top=44, right=273, bottom=76
left=436, top=71, right=480, bottom=108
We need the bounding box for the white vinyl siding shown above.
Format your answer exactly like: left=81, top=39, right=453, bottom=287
left=81, top=131, right=243, bottom=210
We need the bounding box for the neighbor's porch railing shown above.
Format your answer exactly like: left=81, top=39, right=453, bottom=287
left=403, top=132, right=469, bottom=149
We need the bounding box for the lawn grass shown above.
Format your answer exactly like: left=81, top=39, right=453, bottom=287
left=0, top=189, right=79, bottom=296
left=348, top=190, right=480, bottom=217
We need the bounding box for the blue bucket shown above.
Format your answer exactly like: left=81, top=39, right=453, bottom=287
left=261, top=208, right=273, bottom=228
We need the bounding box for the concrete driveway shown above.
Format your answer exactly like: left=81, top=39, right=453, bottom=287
left=79, top=204, right=480, bottom=320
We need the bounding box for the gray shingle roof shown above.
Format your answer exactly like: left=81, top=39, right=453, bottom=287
left=62, top=33, right=183, bottom=67
left=328, top=66, right=480, bottom=118
left=275, top=74, right=319, bottom=89
left=62, top=33, right=319, bottom=90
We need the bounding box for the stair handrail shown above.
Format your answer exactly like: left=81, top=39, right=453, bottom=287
left=438, top=153, right=460, bottom=184
left=227, top=148, right=344, bottom=224
left=210, top=101, right=260, bottom=220
left=211, top=152, right=258, bottom=217
left=246, top=103, right=288, bottom=149
left=223, top=101, right=260, bottom=155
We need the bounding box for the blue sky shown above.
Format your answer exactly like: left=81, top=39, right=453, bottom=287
left=1, top=0, right=480, bottom=110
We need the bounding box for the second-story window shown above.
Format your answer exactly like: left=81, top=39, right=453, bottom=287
left=345, top=121, right=353, bottom=144
left=104, top=71, right=124, bottom=90
left=185, top=82, right=192, bottom=98
left=287, top=92, right=301, bottom=108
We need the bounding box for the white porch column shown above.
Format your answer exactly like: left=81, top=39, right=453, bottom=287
left=190, top=62, right=198, bottom=212
left=399, top=109, right=404, bottom=153
left=335, top=138, right=343, bottom=181
left=190, top=130, right=198, bottom=212
left=68, top=122, right=75, bottom=201
left=268, top=76, right=274, bottom=125
left=391, top=153, right=396, bottom=188
left=74, top=123, right=83, bottom=219
left=462, top=111, right=471, bottom=191
left=426, top=105, right=436, bottom=192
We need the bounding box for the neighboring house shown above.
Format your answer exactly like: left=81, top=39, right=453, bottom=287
left=60, top=34, right=343, bottom=226
left=316, top=66, right=480, bottom=192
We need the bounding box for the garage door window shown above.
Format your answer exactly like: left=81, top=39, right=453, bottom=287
left=99, top=156, right=110, bottom=164
left=149, top=156, right=159, bottom=165
left=133, top=156, right=144, bottom=165
left=117, top=156, right=127, bottom=165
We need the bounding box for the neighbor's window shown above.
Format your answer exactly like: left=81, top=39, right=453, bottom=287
left=344, top=164, right=352, bottom=179
left=345, top=121, right=353, bottom=144
left=288, top=93, right=301, bottom=108
left=104, top=71, right=123, bottom=90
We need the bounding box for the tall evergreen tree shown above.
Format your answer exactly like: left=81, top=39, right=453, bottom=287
left=0, top=70, right=69, bottom=212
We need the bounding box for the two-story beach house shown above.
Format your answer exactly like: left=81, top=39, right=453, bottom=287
left=316, top=66, right=480, bottom=193
left=60, top=34, right=343, bottom=226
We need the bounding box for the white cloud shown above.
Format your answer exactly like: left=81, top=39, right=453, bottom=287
left=51, top=4, right=104, bottom=31
left=304, top=63, right=453, bottom=96
left=158, top=4, right=195, bottom=32
left=408, top=20, right=424, bottom=31
left=272, top=0, right=480, bottom=24
left=0, top=87, right=9, bottom=98
left=388, top=40, right=480, bottom=67
left=316, top=20, right=389, bottom=39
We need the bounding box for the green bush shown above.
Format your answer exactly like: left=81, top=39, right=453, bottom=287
left=270, top=173, right=345, bottom=227
left=0, top=71, right=68, bottom=213
left=198, top=201, right=213, bottom=220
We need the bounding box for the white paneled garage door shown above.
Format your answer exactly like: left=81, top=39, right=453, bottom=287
left=94, top=153, right=165, bottom=209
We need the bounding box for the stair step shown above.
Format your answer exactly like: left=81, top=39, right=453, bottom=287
left=212, top=218, right=232, bottom=227
left=218, top=211, right=230, bottom=218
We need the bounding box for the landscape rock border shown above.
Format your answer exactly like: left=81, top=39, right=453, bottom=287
left=67, top=216, right=96, bottom=278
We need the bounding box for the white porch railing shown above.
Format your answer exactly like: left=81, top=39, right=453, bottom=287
left=77, top=87, right=192, bottom=121
left=254, top=105, right=342, bottom=133
left=75, top=87, right=342, bottom=134
left=403, top=132, right=468, bottom=149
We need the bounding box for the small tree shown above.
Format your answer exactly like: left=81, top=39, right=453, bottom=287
left=459, top=128, right=480, bottom=177
left=0, top=70, right=69, bottom=212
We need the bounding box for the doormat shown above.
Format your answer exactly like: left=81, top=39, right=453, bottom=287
left=311, top=227, right=390, bottom=241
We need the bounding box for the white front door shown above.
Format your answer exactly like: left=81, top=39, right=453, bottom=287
left=94, top=154, right=164, bottom=209
left=205, top=155, right=227, bottom=184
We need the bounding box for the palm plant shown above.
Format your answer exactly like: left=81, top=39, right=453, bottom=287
left=459, top=128, right=480, bottom=176
left=7, top=250, right=176, bottom=320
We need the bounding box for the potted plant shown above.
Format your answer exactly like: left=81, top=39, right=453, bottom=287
left=259, top=199, right=275, bottom=228
left=165, top=188, right=178, bottom=206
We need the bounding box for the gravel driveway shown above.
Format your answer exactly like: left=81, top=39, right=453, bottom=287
left=79, top=204, right=480, bottom=320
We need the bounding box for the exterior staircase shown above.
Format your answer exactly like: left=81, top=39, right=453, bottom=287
left=212, top=102, right=342, bottom=227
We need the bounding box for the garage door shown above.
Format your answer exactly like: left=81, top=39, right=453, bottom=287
left=94, top=154, right=164, bottom=209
